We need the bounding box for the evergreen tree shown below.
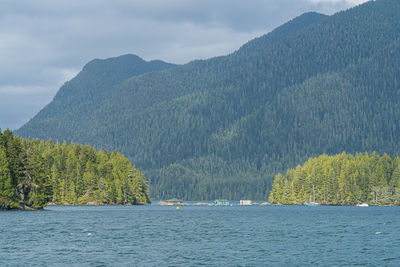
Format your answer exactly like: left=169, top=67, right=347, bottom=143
left=0, top=129, right=150, bottom=209
left=270, top=152, right=400, bottom=206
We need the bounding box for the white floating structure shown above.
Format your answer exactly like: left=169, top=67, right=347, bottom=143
left=240, top=200, right=253, bottom=206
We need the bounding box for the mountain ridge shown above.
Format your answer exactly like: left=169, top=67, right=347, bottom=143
left=18, top=54, right=177, bottom=142
left=16, top=0, right=400, bottom=200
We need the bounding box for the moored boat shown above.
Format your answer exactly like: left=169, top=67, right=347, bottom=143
left=305, top=202, right=321, bottom=207
left=305, top=185, right=320, bottom=206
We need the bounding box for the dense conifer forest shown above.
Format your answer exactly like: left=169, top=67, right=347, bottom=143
left=16, top=0, right=400, bottom=200
left=269, top=152, right=400, bottom=206
left=0, top=129, right=149, bottom=210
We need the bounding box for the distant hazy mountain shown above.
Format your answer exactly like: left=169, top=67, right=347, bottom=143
left=17, top=0, right=400, bottom=200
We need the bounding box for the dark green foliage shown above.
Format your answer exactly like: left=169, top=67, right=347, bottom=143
left=269, top=152, right=400, bottom=206
left=0, top=129, right=27, bottom=208
left=0, top=147, right=16, bottom=207
left=24, top=138, right=150, bottom=205
left=16, top=0, right=400, bottom=200
left=0, top=130, right=149, bottom=209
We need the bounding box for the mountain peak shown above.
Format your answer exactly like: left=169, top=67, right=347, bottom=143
left=237, top=12, right=327, bottom=53
left=82, top=54, right=167, bottom=73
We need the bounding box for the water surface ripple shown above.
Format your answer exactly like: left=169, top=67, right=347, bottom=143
left=1, top=205, right=399, bottom=266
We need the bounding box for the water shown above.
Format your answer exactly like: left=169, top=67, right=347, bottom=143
left=1, top=205, right=400, bottom=266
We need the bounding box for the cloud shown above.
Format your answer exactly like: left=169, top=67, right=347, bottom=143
left=0, top=0, right=365, bottom=130
left=0, top=85, right=55, bottom=130
left=308, top=0, right=369, bottom=4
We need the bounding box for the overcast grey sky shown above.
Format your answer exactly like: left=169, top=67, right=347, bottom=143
left=0, top=0, right=368, bottom=130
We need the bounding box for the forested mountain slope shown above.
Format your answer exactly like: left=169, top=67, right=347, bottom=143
left=17, top=0, right=400, bottom=200
left=17, top=54, right=177, bottom=141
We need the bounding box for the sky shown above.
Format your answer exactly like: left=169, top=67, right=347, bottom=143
left=0, top=0, right=369, bottom=130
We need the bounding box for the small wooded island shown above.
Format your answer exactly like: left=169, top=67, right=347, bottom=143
left=269, top=152, right=400, bottom=206
left=0, top=129, right=149, bottom=210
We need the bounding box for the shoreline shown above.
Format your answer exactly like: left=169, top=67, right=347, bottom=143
left=46, top=204, right=144, bottom=207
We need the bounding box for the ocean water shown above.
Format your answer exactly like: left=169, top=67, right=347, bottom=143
left=1, top=204, right=400, bottom=266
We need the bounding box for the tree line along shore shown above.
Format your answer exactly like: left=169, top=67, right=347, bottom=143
left=0, top=129, right=149, bottom=210
left=3, top=128, right=400, bottom=209
left=269, top=152, right=400, bottom=206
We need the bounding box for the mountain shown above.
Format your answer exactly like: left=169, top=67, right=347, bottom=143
left=16, top=0, right=400, bottom=200
left=17, top=54, right=177, bottom=141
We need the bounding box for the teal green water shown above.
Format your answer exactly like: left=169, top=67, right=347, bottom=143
left=1, top=205, right=400, bottom=266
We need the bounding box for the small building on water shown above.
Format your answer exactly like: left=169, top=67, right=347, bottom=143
left=240, top=200, right=252, bottom=206
left=214, top=199, right=230, bottom=206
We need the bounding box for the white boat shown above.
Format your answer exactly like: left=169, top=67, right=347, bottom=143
left=356, top=203, right=369, bottom=207
left=305, top=185, right=320, bottom=206
left=305, top=201, right=320, bottom=207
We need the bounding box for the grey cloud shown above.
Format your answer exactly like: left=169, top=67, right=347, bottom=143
left=0, top=85, right=56, bottom=130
